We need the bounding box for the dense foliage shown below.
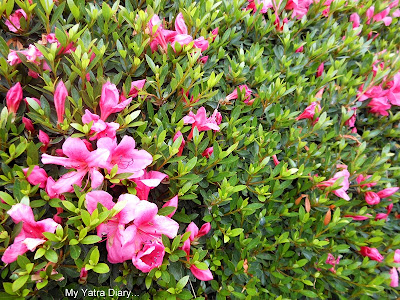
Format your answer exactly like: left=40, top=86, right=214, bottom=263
left=1, top=0, right=400, bottom=299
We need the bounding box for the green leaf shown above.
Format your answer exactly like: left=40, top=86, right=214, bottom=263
left=80, top=235, right=102, bottom=244
left=12, top=275, right=29, bottom=292
left=70, top=245, right=81, bottom=260
left=158, top=206, right=176, bottom=216
left=92, top=263, right=110, bottom=274
left=44, top=250, right=58, bottom=263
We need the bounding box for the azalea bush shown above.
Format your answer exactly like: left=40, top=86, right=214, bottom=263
left=1, top=0, right=400, bottom=299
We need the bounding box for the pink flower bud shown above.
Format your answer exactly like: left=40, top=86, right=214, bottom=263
left=78, top=267, right=88, bottom=284
left=202, top=147, right=214, bottom=158
left=22, top=117, right=34, bottom=132
left=198, top=223, right=211, bottom=237
left=211, top=27, right=219, bottom=41
left=6, top=82, right=23, bottom=114
left=23, top=166, right=48, bottom=188
left=128, top=79, right=146, bottom=98
left=356, top=174, right=377, bottom=188
left=390, top=267, right=399, bottom=287
left=199, top=56, right=209, bottom=64
left=360, top=246, right=384, bottom=262
left=295, top=45, right=304, bottom=53
left=316, top=63, right=324, bottom=77
left=272, top=155, right=280, bottom=166
left=162, top=195, right=178, bottom=218
left=365, top=191, right=380, bottom=205
left=54, top=80, right=68, bottom=124
left=173, top=131, right=185, bottom=156
left=38, top=130, right=50, bottom=152
left=296, top=102, right=321, bottom=121
left=376, top=187, right=399, bottom=199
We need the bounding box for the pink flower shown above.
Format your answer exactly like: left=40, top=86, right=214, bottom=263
left=285, top=0, right=313, bottom=19
left=5, top=9, right=27, bottom=33
left=199, top=56, right=209, bottom=64
left=183, top=107, right=221, bottom=140
left=325, top=253, right=340, bottom=273
left=54, top=81, right=68, bottom=124
left=6, top=82, right=23, bottom=114
left=173, top=131, right=185, bottom=156
left=131, top=170, right=168, bottom=200
left=78, top=267, right=88, bottom=285
left=377, top=187, right=399, bottom=198
left=316, top=165, right=350, bottom=200
left=350, top=13, right=361, bottom=28
left=367, top=6, right=392, bottom=26
left=1, top=204, right=58, bottom=263
left=99, top=82, right=132, bottom=121
left=128, top=79, right=146, bottom=98
left=345, top=107, right=357, bottom=128
left=175, top=13, right=188, bottom=35
left=387, top=73, right=400, bottom=106
left=367, top=97, right=391, bottom=116
left=296, top=102, right=321, bottom=122
left=96, top=136, right=153, bottom=179
left=365, top=191, right=380, bottom=205
left=246, top=0, right=273, bottom=14
left=82, top=110, right=119, bottom=141
left=272, top=155, right=280, bottom=166
left=356, top=175, right=377, bottom=188
left=316, top=63, right=324, bottom=77
left=226, top=85, right=252, bottom=102
left=162, top=195, right=179, bottom=218
left=295, top=45, right=304, bottom=53
left=344, top=214, right=372, bottom=221
left=193, top=37, right=209, bottom=51
left=182, top=222, right=213, bottom=281
left=390, top=267, right=399, bottom=287
left=39, top=130, right=50, bottom=152
left=23, top=166, right=48, bottom=188
left=132, top=241, right=165, bottom=272
left=360, top=247, right=384, bottom=262
left=375, top=203, right=393, bottom=221
left=394, top=249, right=400, bottom=263
left=41, top=138, right=110, bottom=193
left=28, top=70, right=39, bottom=78
left=211, top=27, right=218, bottom=41
left=22, top=117, right=34, bottom=132
left=202, top=147, right=214, bottom=158
left=53, top=207, right=63, bottom=224
left=87, top=192, right=179, bottom=265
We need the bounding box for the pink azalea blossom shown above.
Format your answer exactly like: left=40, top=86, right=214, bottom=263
left=226, top=85, right=252, bottom=102
left=325, top=253, right=340, bottom=273
left=345, top=107, right=357, bottom=128
left=246, top=0, right=273, bottom=14
left=42, top=138, right=110, bottom=193
left=175, top=13, right=188, bottom=34
left=99, top=82, right=132, bottom=121
left=96, top=136, right=153, bottom=179
left=2, top=204, right=58, bottom=263
left=367, top=97, right=391, bottom=116
left=296, top=102, right=321, bottom=122
left=132, top=241, right=165, bottom=272
left=54, top=80, right=68, bottom=124
left=39, top=130, right=50, bottom=152
left=173, top=131, right=185, bottom=156
left=350, top=13, right=361, bottom=28
left=5, top=9, right=27, bottom=33
left=87, top=192, right=179, bottom=266
left=183, top=107, right=221, bottom=140
left=6, top=82, right=23, bottom=114
left=22, top=117, right=34, bottom=132
left=162, top=195, right=179, bottom=218
left=285, top=0, right=313, bottom=19
left=316, top=165, right=350, bottom=201
left=386, top=73, right=400, bottom=106
left=82, top=110, right=119, bottom=141
left=316, top=63, right=324, bottom=77
left=23, top=166, right=48, bottom=188
left=295, top=45, right=304, bottom=53
left=128, top=79, right=146, bottom=98
left=193, top=37, right=209, bottom=51
left=375, top=203, right=393, bottom=220
left=390, top=267, right=399, bottom=287
left=394, top=249, right=400, bottom=263
left=46, top=33, right=76, bottom=55
left=367, top=6, right=392, bottom=26
left=131, top=170, right=168, bottom=200
left=344, top=214, right=372, bottom=221
left=360, top=247, right=384, bottom=262
left=202, top=147, right=214, bottom=158
left=182, top=222, right=213, bottom=281
left=376, top=187, right=399, bottom=198
left=365, top=191, right=380, bottom=205
left=356, top=175, right=377, bottom=188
